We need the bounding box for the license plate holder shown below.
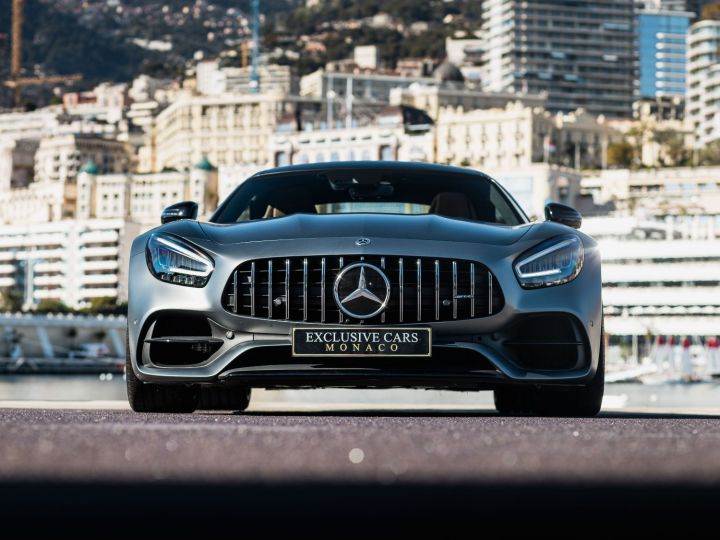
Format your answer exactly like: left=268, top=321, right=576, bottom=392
left=292, top=327, right=432, bottom=357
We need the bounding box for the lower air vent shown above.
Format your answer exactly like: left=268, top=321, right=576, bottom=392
left=145, top=314, right=220, bottom=366
left=503, top=314, right=588, bottom=371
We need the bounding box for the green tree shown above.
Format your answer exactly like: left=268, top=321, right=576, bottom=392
left=35, top=299, right=70, bottom=314
left=0, top=290, right=23, bottom=312
left=698, top=140, right=720, bottom=165
left=653, top=129, right=691, bottom=167
left=607, top=141, right=634, bottom=168
left=85, top=296, right=117, bottom=314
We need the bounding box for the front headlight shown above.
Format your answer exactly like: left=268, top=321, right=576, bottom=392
left=514, top=235, right=584, bottom=289
left=146, top=233, right=214, bottom=287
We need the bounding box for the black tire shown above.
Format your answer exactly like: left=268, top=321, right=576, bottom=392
left=494, top=325, right=605, bottom=417
left=125, top=333, right=199, bottom=413
left=197, top=386, right=252, bottom=411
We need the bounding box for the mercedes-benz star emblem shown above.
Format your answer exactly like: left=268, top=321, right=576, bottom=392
left=333, top=262, right=390, bottom=319
left=355, top=238, right=371, bottom=246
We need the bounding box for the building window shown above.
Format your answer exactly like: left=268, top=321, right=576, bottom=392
left=379, top=145, right=394, bottom=161
left=275, top=151, right=290, bottom=167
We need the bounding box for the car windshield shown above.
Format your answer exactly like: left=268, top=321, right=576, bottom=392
left=211, top=168, right=526, bottom=225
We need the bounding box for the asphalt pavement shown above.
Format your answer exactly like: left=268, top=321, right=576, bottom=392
left=2, top=405, right=720, bottom=533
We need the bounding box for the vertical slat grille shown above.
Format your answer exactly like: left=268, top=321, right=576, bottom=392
left=250, top=261, right=256, bottom=317
left=302, top=257, right=308, bottom=321
left=224, top=255, right=503, bottom=323
left=399, top=257, right=404, bottom=323
left=231, top=270, right=238, bottom=313
left=434, top=259, right=440, bottom=321
left=380, top=257, right=386, bottom=324
left=416, top=258, right=422, bottom=322
left=267, top=260, right=273, bottom=318
left=470, top=263, right=475, bottom=318
left=320, top=257, right=326, bottom=323
left=285, top=258, right=290, bottom=320
left=338, top=257, right=344, bottom=323
left=452, top=261, right=458, bottom=320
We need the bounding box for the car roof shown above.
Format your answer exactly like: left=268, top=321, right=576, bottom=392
left=250, top=160, right=493, bottom=180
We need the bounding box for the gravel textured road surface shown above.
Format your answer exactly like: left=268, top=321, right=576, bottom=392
left=2, top=407, right=720, bottom=533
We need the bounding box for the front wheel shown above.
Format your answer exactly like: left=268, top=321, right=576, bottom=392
left=125, top=335, right=199, bottom=413
left=494, top=328, right=605, bottom=417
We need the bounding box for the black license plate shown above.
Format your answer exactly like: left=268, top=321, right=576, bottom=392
left=292, top=327, right=432, bottom=357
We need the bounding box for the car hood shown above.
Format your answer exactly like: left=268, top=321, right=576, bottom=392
left=198, top=214, right=534, bottom=246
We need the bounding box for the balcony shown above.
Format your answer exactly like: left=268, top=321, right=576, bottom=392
left=603, top=287, right=720, bottom=308
left=603, top=263, right=720, bottom=285
left=34, top=275, right=67, bottom=286
left=79, top=288, right=118, bottom=298
left=80, top=230, right=120, bottom=244
left=79, top=247, right=119, bottom=258
left=33, top=262, right=66, bottom=273
left=33, top=290, right=64, bottom=300
left=80, top=260, right=119, bottom=271
left=79, top=274, right=119, bottom=285
left=599, top=240, right=720, bottom=262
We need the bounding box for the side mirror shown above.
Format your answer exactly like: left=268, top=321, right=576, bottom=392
left=161, top=201, right=198, bottom=224
left=544, top=202, right=582, bottom=229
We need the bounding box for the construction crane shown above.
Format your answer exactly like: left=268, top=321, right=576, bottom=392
left=3, top=0, right=82, bottom=107
left=11, top=0, right=22, bottom=79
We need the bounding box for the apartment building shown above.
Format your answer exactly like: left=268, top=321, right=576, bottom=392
left=152, top=92, right=322, bottom=171
left=435, top=102, right=615, bottom=170
left=687, top=18, right=720, bottom=147
left=0, top=219, right=141, bottom=309
left=479, top=0, right=637, bottom=117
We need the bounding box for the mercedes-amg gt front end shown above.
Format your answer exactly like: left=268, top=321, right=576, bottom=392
left=126, top=162, right=604, bottom=416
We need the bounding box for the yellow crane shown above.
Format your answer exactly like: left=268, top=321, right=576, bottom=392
left=4, top=0, right=82, bottom=107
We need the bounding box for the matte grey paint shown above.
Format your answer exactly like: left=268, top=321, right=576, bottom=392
left=128, top=163, right=602, bottom=388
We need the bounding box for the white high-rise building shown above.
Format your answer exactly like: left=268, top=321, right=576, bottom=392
left=637, top=6, right=692, bottom=99
left=0, top=219, right=141, bottom=309
left=687, top=18, right=720, bottom=148
left=479, top=0, right=638, bottom=117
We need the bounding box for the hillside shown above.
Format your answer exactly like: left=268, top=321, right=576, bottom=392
left=0, top=0, right=480, bottom=105
left=0, top=0, right=300, bottom=86
left=269, top=0, right=483, bottom=75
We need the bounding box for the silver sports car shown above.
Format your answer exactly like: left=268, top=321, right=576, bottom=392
left=126, top=162, right=604, bottom=416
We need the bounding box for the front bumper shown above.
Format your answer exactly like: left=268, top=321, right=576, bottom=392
left=128, top=235, right=603, bottom=389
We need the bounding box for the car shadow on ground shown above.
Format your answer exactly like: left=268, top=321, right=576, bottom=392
left=228, top=408, right=720, bottom=419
